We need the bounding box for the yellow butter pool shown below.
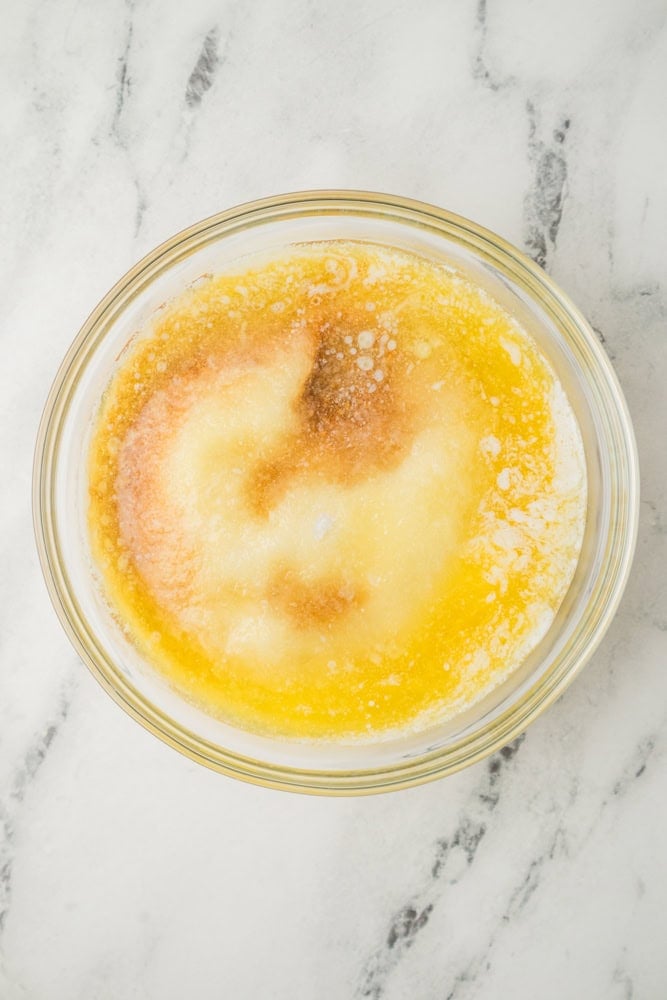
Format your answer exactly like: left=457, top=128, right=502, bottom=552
left=88, top=241, right=586, bottom=740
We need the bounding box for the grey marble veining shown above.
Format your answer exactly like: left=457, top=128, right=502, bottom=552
left=1, top=0, right=666, bottom=997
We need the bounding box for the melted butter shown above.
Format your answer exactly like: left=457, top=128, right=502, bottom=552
left=88, top=242, right=586, bottom=740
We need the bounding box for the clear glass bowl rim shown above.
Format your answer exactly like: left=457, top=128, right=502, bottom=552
left=33, top=189, right=640, bottom=794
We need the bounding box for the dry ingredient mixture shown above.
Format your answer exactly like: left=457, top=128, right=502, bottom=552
left=88, top=242, right=586, bottom=740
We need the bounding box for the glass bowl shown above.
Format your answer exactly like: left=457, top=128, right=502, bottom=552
left=33, top=191, right=639, bottom=794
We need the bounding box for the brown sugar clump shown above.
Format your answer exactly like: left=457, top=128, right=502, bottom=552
left=298, top=311, right=411, bottom=482
left=269, top=567, right=367, bottom=628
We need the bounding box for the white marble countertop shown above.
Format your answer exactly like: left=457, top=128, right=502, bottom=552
left=1, top=1, right=666, bottom=996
